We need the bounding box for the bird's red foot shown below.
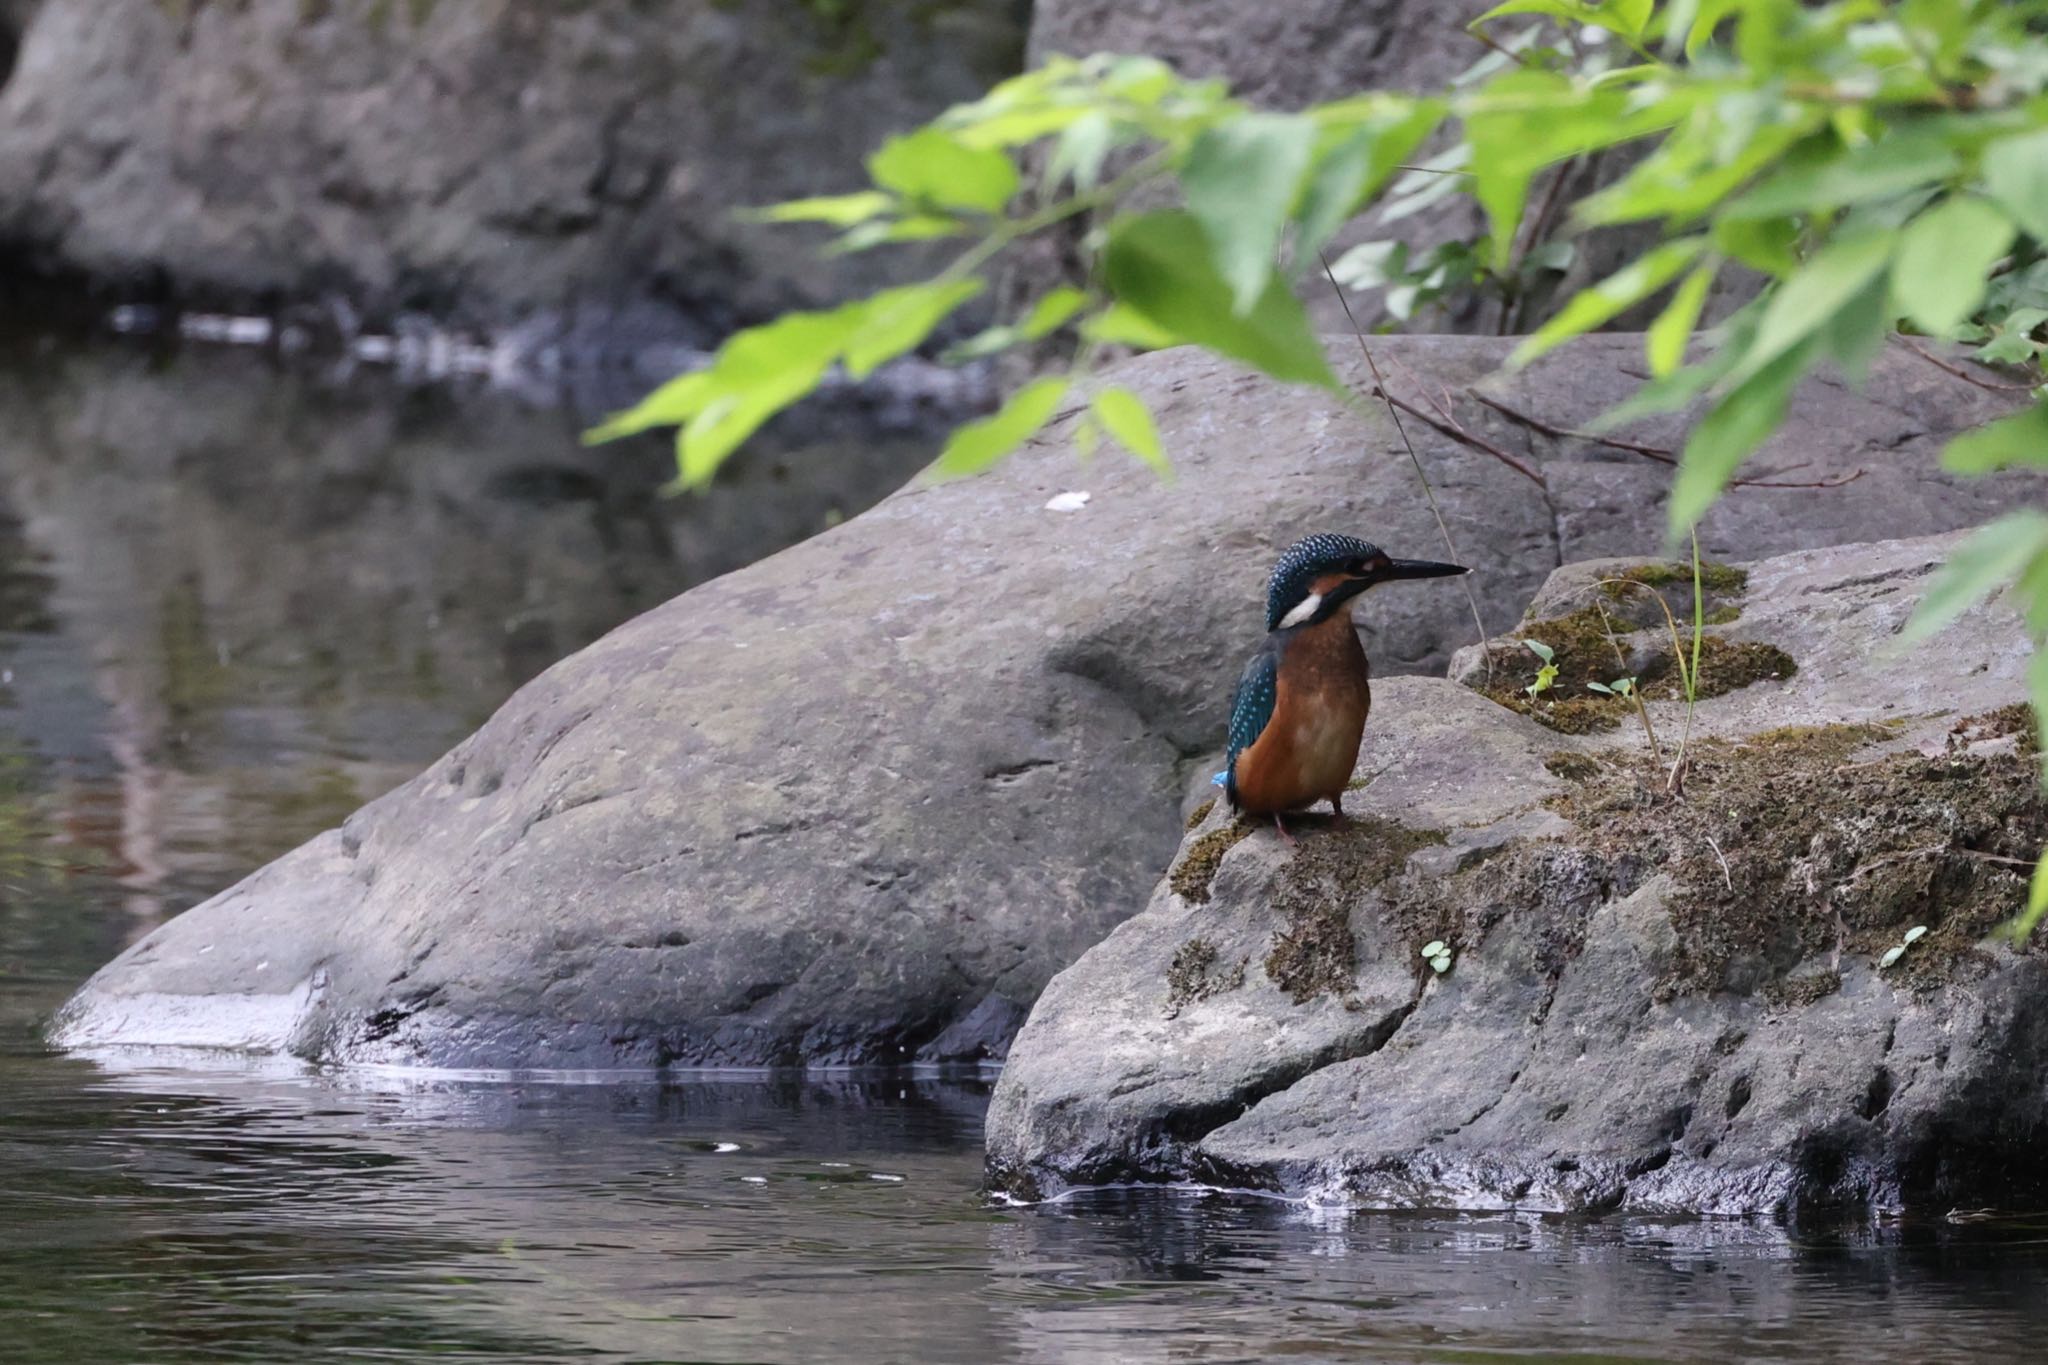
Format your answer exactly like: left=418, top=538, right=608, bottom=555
left=1273, top=813, right=1297, bottom=848
left=1329, top=793, right=1348, bottom=824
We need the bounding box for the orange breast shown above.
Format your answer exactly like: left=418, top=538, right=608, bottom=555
left=1232, top=614, right=1372, bottom=815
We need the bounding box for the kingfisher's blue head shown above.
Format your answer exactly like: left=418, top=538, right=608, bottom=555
left=1265, top=533, right=1469, bottom=631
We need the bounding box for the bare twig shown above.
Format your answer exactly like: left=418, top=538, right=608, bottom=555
left=1321, top=252, right=1497, bottom=665
left=1503, top=156, right=1583, bottom=335
left=1465, top=23, right=1534, bottom=68
left=1470, top=390, right=1869, bottom=490
left=1955, top=849, right=2040, bottom=870
left=1595, top=575, right=1694, bottom=791
left=1468, top=390, right=1679, bottom=462
left=1365, top=374, right=1549, bottom=486
left=1594, top=601, right=1663, bottom=766
left=1895, top=336, right=2043, bottom=395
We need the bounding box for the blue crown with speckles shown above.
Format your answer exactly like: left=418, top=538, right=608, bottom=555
left=1264, top=533, right=1381, bottom=632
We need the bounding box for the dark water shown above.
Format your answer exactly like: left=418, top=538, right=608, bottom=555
left=3, top=342, right=2048, bottom=1364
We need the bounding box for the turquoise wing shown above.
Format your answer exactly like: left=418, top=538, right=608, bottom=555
left=1214, top=641, right=1280, bottom=794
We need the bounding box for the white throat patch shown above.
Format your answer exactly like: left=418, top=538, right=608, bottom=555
left=1277, top=593, right=1323, bottom=629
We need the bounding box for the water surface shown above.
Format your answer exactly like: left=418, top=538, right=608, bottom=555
left=2, top=341, right=2046, bottom=1364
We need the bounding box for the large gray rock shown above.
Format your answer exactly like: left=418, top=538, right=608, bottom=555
left=51, top=334, right=2042, bottom=1069
left=986, top=531, right=2048, bottom=1217
left=0, top=0, right=1026, bottom=333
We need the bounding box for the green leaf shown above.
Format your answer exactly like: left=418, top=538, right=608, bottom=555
left=2018, top=849, right=2048, bottom=941
left=1020, top=287, right=1090, bottom=340
left=932, top=377, right=1071, bottom=478
left=584, top=369, right=716, bottom=444
left=1046, top=111, right=1115, bottom=193
left=1328, top=240, right=1406, bottom=290
left=1723, top=132, right=1961, bottom=222
left=1977, top=308, right=2048, bottom=366
left=1421, top=940, right=1447, bottom=958
left=1897, top=510, right=2048, bottom=646
left=1182, top=113, right=1321, bottom=314
left=1731, top=229, right=1897, bottom=390
left=948, top=105, right=1090, bottom=150
left=1464, top=70, right=1686, bottom=271
left=1082, top=303, right=1185, bottom=351
left=843, top=280, right=984, bottom=379
left=1511, top=237, right=1708, bottom=368
left=1820, top=273, right=1891, bottom=386
left=673, top=308, right=866, bottom=485
left=1585, top=681, right=1613, bottom=694
left=1712, top=217, right=1799, bottom=276
left=1647, top=262, right=1716, bottom=377
left=1524, top=639, right=1555, bottom=664
left=742, top=191, right=895, bottom=226
left=1104, top=211, right=1340, bottom=390
left=1983, top=129, right=2048, bottom=243
left=945, top=287, right=1091, bottom=362
left=1294, top=103, right=1445, bottom=265
left=867, top=129, right=1019, bottom=214
left=584, top=303, right=863, bottom=468
left=1091, top=387, right=1168, bottom=475
left=1893, top=198, right=2017, bottom=337
left=1879, top=944, right=1906, bottom=970
left=1683, top=0, right=1744, bottom=56
left=1903, top=925, right=1929, bottom=944
left=1668, top=345, right=1811, bottom=534
left=1475, top=0, right=1651, bottom=41
left=831, top=214, right=965, bottom=254
left=1942, top=404, right=2048, bottom=475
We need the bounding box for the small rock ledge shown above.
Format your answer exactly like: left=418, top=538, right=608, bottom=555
left=986, top=532, right=2048, bottom=1219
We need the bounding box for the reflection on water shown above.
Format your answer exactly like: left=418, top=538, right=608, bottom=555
left=4, top=338, right=2048, bottom=1363
left=4, top=1057, right=2048, bottom=1364
left=0, top=335, right=936, bottom=933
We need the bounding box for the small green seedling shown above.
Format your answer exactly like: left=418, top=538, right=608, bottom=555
left=1523, top=641, right=1558, bottom=700
left=1585, top=675, right=1637, bottom=698
left=1878, top=924, right=1930, bottom=970
left=1420, top=940, right=1454, bottom=974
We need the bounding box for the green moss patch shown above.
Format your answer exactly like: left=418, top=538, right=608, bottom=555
left=1261, top=818, right=1446, bottom=1003
left=1185, top=797, right=1218, bottom=831
left=1545, top=751, right=1604, bottom=782
left=1601, top=559, right=1749, bottom=599
left=1549, top=724, right=2047, bottom=997
left=1170, top=819, right=1255, bottom=904
left=1466, top=595, right=1795, bottom=732
left=1647, top=637, right=1797, bottom=700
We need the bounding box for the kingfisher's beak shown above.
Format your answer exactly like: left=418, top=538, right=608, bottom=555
left=1376, top=558, right=1469, bottom=582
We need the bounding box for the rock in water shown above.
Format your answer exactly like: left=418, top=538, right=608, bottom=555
left=49, top=338, right=2044, bottom=1070
left=0, top=0, right=1028, bottom=333
left=987, top=531, right=2048, bottom=1218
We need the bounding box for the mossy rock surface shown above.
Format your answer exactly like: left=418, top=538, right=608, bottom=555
left=991, top=531, right=2048, bottom=1220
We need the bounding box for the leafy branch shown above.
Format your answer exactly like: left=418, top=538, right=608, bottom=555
left=594, top=3, right=2048, bottom=934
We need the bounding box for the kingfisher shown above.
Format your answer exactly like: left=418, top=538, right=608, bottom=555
left=1216, top=533, right=1468, bottom=843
